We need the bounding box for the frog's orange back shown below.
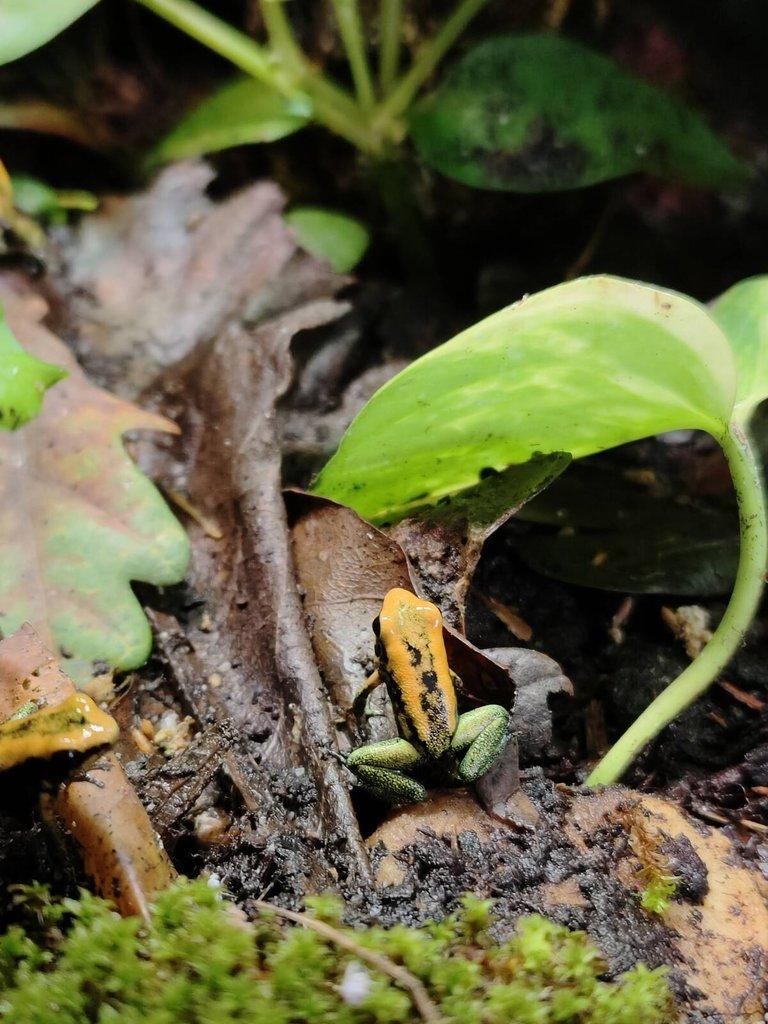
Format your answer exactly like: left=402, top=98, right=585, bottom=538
left=377, top=589, right=458, bottom=758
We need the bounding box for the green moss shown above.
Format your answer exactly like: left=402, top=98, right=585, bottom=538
left=0, top=878, right=675, bottom=1023
left=639, top=875, right=680, bottom=916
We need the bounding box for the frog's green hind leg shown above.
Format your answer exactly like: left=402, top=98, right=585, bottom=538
left=346, top=738, right=427, bottom=803
left=451, top=705, right=511, bottom=782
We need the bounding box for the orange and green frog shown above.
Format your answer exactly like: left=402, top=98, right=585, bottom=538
left=346, top=588, right=511, bottom=804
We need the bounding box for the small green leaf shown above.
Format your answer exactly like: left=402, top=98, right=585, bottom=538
left=410, top=34, right=748, bottom=193
left=0, top=0, right=98, bottom=65
left=312, top=276, right=736, bottom=523
left=150, top=77, right=312, bottom=165
left=711, top=276, right=768, bottom=425
left=285, top=206, right=370, bottom=273
left=11, top=174, right=97, bottom=224
left=0, top=306, right=64, bottom=429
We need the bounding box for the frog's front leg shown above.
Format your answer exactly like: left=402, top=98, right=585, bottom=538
left=450, top=705, right=511, bottom=782
left=346, top=738, right=428, bottom=804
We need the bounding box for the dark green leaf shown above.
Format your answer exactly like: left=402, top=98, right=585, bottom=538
left=517, top=463, right=738, bottom=595
left=285, top=206, right=370, bottom=273
left=409, top=34, right=748, bottom=193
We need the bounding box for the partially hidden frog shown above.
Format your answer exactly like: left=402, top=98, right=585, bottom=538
left=346, top=588, right=512, bottom=804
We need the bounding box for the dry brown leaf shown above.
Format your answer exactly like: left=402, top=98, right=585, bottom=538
left=286, top=491, right=516, bottom=713
left=56, top=162, right=341, bottom=397
left=569, top=790, right=768, bottom=1023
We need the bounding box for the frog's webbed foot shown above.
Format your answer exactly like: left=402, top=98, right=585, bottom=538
left=346, top=737, right=427, bottom=804
left=451, top=705, right=511, bottom=782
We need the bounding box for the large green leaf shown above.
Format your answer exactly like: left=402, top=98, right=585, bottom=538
left=0, top=0, right=98, bottom=65
left=0, top=305, right=64, bottom=428
left=0, top=288, right=189, bottom=680
left=312, top=276, right=736, bottom=523
left=409, top=34, right=748, bottom=193
left=150, top=77, right=312, bottom=165
left=285, top=206, right=370, bottom=273
left=711, top=276, right=768, bottom=425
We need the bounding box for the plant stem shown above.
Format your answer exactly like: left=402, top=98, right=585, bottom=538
left=135, top=0, right=381, bottom=153
left=587, top=422, right=767, bottom=786
left=372, top=0, right=491, bottom=128
left=260, top=0, right=305, bottom=78
left=330, top=0, right=377, bottom=109
left=258, top=0, right=363, bottom=121
left=379, top=0, right=403, bottom=92
left=136, top=0, right=292, bottom=92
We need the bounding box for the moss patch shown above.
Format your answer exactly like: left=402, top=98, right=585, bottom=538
left=0, top=878, right=674, bottom=1023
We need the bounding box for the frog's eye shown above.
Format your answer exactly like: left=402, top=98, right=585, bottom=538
left=372, top=616, right=381, bottom=637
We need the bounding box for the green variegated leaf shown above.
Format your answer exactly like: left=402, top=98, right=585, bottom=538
left=313, top=276, right=736, bottom=523
left=0, top=0, right=98, bottom=65
left=711, top=276, right=768, bottom=425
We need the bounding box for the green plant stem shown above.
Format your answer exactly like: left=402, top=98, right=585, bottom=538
left=372, top=0, right=491, bottom=128
left=587, top=422, right=767, bottom=786
left=260, top=0, right=305, bottom=77
left=379, top=0, right=403, bottom=92
left=135, top=0, right=381, bottom=153
left=258, top=0, right=362, bottom=121
left=330, top=0, right=377, bottom=110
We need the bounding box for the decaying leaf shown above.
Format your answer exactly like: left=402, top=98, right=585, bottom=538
left=132, top=284, right=377, bottom=892
left=0, top=624, right=175, bottom=918
left=569, top=791, right=768, bottom=1022
left=286, top=491, right=516, bottom=714
left=484, top=646, right=573, bottom=763
left=55, top=162, right=341, bottom=397
left=0, top=276, right=189, bottom=680
left=0, top=623, right=117, bottom=769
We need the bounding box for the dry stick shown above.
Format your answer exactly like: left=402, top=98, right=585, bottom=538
left=252, top=900, right=443, bottom=1023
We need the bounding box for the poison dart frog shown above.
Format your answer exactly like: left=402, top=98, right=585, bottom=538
left=346, top=588, right=511, bottom=804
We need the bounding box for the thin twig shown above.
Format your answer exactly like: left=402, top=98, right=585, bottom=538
left=253, top=900, right=443, bottom=1023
